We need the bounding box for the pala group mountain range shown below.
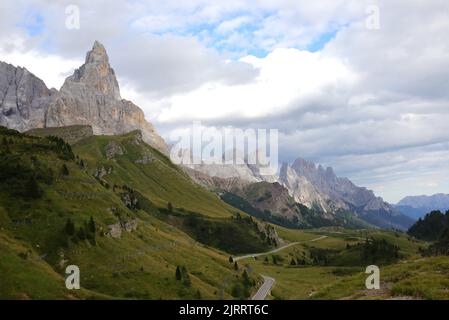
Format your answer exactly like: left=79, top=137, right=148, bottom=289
left=1, top=41, right=443, bottom=231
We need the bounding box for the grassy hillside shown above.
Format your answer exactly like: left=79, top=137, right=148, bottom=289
left=73, top=131, right=241, bottom=218
left=0, top=126, right=268, bottom=299
left=1, top=126, right=447, bottom=300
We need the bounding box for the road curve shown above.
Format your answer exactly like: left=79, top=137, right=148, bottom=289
left=234, top=235, right=328, bottom=262
left=251, top=275, right=275, bottom=300
left=243, top=235, right=328, bottom=300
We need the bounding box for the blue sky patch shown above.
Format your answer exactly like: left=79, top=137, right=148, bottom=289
left=17, top=11, right=44, bottom=37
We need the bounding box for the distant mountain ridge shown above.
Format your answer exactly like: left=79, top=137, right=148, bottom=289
left=396, top=194, right=449, bottom=220
left=398, top=194, right=449, bottom=208
left=188, top=155, right=414, bottom=230
left=0, top=41, right=167, bottom=154
left=279, top=158, right=413, bottom=230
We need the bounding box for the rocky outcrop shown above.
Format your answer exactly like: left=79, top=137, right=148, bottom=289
left=254, top=219, right=283, bottom=247
left=107, top=223, right=122, bottom=238
left=107, top=217, right=138, bottom=239
left=94, top=165, right=113, bottom=179
left=134, top=151, right=155, bottom=164
left=45, top=41, right=168, bottom=153
left=105, top=141, right=124, bottom=159
left=0, top=41, right=168, bottom=154
left=0, top=61, right=54, bottom=131
left=184, top=167, right=252, bottom=192
left=183, top=149, right=278, bottom=183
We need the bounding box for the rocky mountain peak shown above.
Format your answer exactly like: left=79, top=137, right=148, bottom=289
left=0, top=41, right=168, bottom=154
left=86, top=41, right=109, bottom=64
left=64, top=40, right=121, bottom=100
left=292, top=157, right=316, bottom=173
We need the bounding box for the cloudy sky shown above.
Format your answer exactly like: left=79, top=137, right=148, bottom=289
left=1, top=0, right=449, bottom=202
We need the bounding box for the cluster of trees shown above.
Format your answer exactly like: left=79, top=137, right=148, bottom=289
left=423, top=228, right=449, bottom=256
left=46, top=136, right=75, bottom=160
left=0, top=131, right=79, bottom=200
left=309, top=248, right=337, bottom=265
left=65, top=216, right=97, bottom=245
left=231, top=269, right=254, bottom=299
left=75, top=155, right=85, bottom=168
left=0, top=155, right=47, bottom=199
left=175, top=265, right=191, bottom=287
left=175, top=266, right=203, bottom=299
left=290, top=257, right=307, bottom=266
left=1, top=136, right=14, bottom=153
left=262, top=255, right=285, bottom=265
left=360, top=238, right=400, bottom=264
left=408, top=210, right=449, bottom=241
left=227, top=256, right=255, bottom=299
left=61, top=164, right=70, bottom=176
left=228, top=256, right=240, bottom=270
left=408, top=210, right=449, bottom=256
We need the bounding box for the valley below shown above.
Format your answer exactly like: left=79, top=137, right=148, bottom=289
left=0, top=122, right=448, bottom=301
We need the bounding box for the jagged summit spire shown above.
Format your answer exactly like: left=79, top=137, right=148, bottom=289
left=93, top=40, right=104, bottom=50
left=86, top=40, right=109, bottom=64
left=65, top=40, right=121, bottom=100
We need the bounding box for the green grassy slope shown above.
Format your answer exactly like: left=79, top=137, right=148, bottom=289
left=0, top=127, right=265, bottom=299
left=72, top=131, right=240, bottom=218
left=1, top=126, right=446, bottom=300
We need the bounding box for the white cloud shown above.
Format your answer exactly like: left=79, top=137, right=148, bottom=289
left=156, top=48, right=356, bottom=123
left=0, top=43, right=81, bottom=89
left=216, top=16, right=254, bottom=34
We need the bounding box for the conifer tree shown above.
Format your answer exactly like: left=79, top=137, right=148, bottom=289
left=175, top=266, right=182, bottom=280
left=65, top=219, right=75, bottom=236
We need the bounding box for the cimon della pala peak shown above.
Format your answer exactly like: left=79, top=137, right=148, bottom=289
left=0, top=41, right=167, bottom=153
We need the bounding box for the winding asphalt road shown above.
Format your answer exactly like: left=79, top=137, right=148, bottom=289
left=251, top=275, right=275, bottom=300
left=233, top=235, right=328, bottom=262
left=233, top=235, right=328, bottom=300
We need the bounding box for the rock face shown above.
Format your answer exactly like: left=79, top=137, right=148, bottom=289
left=279, top=158, right=414, bottom=230
left=184, top=166, right=252, bottom=191
left=105, top=141, right=124, bottom=159
left=184, top=149, right=278, bottom=183
left=0, top=41, right=168, bottom=154
left=187, top=162, right=264, bottom=183
left=0, top=61, right=54, bottom=131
